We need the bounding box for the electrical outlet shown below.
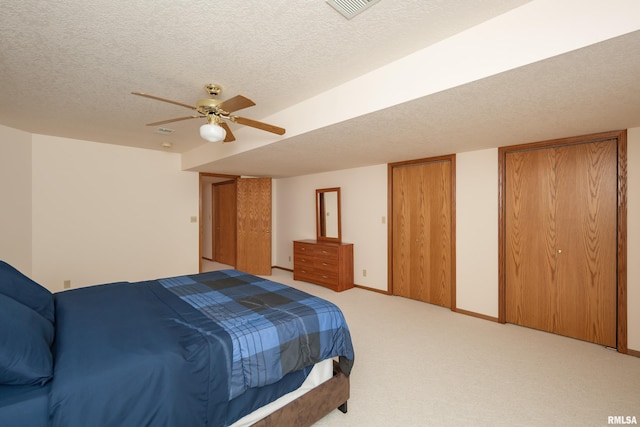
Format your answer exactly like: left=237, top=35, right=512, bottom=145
left=289, top=256, right=292, bottom=262
left=363, top=269, right=367, bottom=277
left=63, top=280, right=71, bottom=289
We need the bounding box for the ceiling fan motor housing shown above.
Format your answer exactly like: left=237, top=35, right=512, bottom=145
left=196, top=98, right=223, bottom=115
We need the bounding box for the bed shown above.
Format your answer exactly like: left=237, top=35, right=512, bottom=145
left=0, top=261, right=354, bottom=426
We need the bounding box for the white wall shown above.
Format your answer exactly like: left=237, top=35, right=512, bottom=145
left=273, top=164, right=388, bottom=291
left=0, top=125, right=33, bottom=275
left=456, top=149, right=499, bottom=317
left=30, top=134, right=200, bottom=292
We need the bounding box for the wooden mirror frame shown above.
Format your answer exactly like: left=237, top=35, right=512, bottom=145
left=316, top=187, right=342, bottom=243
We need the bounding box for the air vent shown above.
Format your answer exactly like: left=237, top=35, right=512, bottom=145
left=154, top=127, right=175, bottom=135
left=326, top=0, right=383, bottom=19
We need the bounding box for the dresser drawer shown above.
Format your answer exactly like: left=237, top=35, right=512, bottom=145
left=294, top=241, right=339, bottom=258
left=293, top=254, right=314, bottom=267
left=294, top=241, right=315, bottom=256
left=312, top=270, right=339, bottom=286
left=314, top=257, right=339, bottom=271
left=313, top=245, right=339, bottom=260
left=293, top=266, right=338, bottom=286
left=293, top=265, right=315, bottom=280
left=294, top=256, right=336, bottom=272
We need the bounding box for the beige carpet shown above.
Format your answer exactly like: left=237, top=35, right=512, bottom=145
left=202, top=261, right=640, bottom=427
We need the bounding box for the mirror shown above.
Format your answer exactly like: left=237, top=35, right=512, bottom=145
left=316, top=187, right=341, bottom=242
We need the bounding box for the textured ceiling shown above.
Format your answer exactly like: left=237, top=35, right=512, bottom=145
left=2, top=1, right=640, bottom=178
left=204, top=30, right=640, bottom=177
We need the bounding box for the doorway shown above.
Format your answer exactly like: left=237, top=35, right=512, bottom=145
left=199, top=173, right=239, bottom=271
left=198, top=173, right=273, bottom=276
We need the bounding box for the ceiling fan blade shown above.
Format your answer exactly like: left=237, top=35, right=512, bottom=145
left=234, top=116, right=286, bottom=135
left=220, top=122, right=236, bottom=142
left=218, top=95, right=256, bottom=113
left=131, top=92, right=197, bottom=110
left=145, top=116, right=202, bottom=126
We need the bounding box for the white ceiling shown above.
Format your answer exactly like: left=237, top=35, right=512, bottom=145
left=2, top=1, right=640, bottom=178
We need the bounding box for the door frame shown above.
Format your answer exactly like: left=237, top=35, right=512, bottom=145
left=387, top=154, right=457, bottom=308
left=497, top=130, right=628, bottom=353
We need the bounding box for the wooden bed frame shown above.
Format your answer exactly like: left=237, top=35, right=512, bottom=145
left=253, top=361, right=350, bottom=426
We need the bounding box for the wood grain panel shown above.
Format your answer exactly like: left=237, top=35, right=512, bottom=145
left=557, top=140, right=617, bottom=346
left=236, top=177, right=272, bottom=275
left=392, top=159, right=452, bottom=307
left=505, top=139, right=617, bottom=346
left=391, top=165, right=412, bottom=299
left=505, top=149, right=556, bottom=331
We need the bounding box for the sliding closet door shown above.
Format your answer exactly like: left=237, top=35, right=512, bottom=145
left=391, top=158, right=453, bottom=307
left=505, top=139, right=617, bottom=346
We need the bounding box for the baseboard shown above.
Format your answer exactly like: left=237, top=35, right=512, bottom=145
left=354, top=284, right=391, bottom=295
left=453, top=307, right=500, bottom=323
left=272, top=266, right=293, bottom=273
left=627, top=348, right=640, bottom=358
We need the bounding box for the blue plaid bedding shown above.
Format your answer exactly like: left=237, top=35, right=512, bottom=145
left=158, top=269, right=354, bottom=399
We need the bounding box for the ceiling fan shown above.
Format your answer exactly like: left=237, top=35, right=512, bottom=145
left=131, top=84, right=286, bottom=143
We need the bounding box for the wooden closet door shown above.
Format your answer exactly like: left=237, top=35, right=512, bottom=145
left=236, top=177, right=272, bottom=275
left=505, top=140, right=617, bottom=346
left=214, top=181, right=236, bottom=266
left=392, top=160, right=452, bottom=307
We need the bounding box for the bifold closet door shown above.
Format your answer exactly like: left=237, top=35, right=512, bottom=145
left=236, top=177, right=272, bottom=276
left=505, top=140, right=617, bottom=347
left=392, top=160, right=452, bottom=307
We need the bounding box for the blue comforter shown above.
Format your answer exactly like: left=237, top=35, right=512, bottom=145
left=49, top=270, right=354, bottom=427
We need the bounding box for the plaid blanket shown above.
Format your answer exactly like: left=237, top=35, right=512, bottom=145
left=158, top=269, right=354, bottom=399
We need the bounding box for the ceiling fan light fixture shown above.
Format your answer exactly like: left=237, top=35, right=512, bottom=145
left=200, top=122, right=226, bottom=142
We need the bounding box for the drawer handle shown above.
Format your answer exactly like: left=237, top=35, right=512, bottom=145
left=300, top=247, right=306, bottom=251
left=322, top=250, right=328, bottom=254
left=322, top=275, right=329, bottom=279
left=322, top=262, right=328, bottom=266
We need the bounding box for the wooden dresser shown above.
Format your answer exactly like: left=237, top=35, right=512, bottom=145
left=293, top=240, right=354, bottom=292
